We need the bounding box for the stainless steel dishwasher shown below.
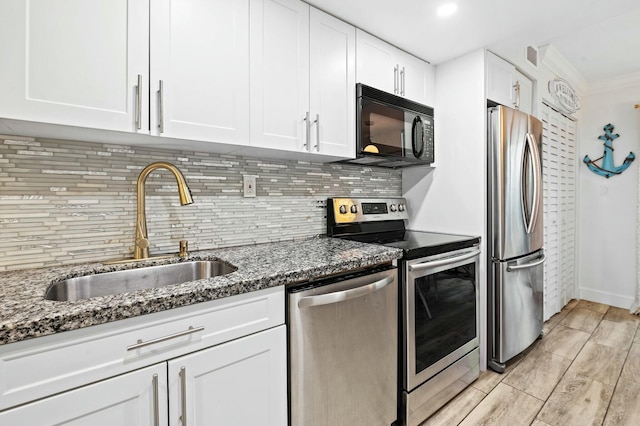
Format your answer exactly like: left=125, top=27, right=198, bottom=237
left=287, top=265, right=398, bottom=426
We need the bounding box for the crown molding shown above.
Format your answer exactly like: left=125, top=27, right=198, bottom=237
left=539, top=44, right=588, bottom=95
left=586, top=71, right=640, bottom=95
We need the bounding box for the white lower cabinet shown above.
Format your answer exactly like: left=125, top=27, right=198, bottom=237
left=0, top=363, right=169, bottom=426
left=0, top=326, right=286, bottom=425
left=169, top=325, right=287, bottom=426
left=0, top=287, right=286, bottom=425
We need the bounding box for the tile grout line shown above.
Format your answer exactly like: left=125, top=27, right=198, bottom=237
left=599, top=321, right=640, bottom=425
left=527, top=301, right=590, bottom=425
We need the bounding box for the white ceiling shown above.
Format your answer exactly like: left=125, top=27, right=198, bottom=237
left=307, top=0, right=640, bottom=85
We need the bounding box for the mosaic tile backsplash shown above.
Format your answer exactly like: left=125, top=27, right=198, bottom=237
left=0, top=136, right=401, bottom=271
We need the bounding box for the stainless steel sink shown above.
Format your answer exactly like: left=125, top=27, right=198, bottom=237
left=45, top=260, right=237, bottom=302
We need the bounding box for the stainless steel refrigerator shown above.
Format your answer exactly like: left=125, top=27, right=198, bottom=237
left=487, top=105, right=545, bottom=373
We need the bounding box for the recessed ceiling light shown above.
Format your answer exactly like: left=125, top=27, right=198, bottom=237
left=437, top=2, right=458, bottom=18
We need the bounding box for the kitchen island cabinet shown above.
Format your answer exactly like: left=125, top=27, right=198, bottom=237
left=250, top=0, right=356, bottom=159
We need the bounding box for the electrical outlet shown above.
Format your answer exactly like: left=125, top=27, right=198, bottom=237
left=243, top=175, right=257, bottom=198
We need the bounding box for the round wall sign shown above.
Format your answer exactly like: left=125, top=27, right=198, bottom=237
left=548, top=78, right=580, bottom=114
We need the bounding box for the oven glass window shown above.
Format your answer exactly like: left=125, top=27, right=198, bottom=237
left=414, top=261, right=476, bottom=374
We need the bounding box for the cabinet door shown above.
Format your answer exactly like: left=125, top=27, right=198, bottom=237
left=250, top=0, right=310, bottom=152
left=486, top=52, right=515, bottom=107
left=168, top=325, right=287, bottom=426
left=355, top=29, right=397, bottom=94
left=150, top=0, right=249, bottom=144
left=0, top=0, right=149, bottom=133
left=398, top=51, right=435, bottom=106
left=0, top=364, right=168, bottom=426
left=309, top=8, right=356, bottom=158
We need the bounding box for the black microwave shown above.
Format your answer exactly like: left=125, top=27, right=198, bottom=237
left=345, top=84, right=434, bottom=169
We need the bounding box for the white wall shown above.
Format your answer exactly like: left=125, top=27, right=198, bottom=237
left=402, top=49, right=488, bottom=366
left=578, top=82, right=640, bottom=308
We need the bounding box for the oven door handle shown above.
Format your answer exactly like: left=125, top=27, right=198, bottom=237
left=408, top=249, right=481, bottom=272
left=298, top=275, right=394, bottom=308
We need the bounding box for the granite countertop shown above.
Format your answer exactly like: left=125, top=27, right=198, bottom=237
left=0, top=237, right=402, bottom=346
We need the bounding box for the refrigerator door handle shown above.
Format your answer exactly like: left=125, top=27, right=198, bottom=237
left=527, top=132, right=543, bottom=234
left=507, top=254, right=546, bottom=271
left=521, top=133, right=540, bottom=234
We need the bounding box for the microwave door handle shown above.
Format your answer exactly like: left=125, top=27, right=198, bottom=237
left=507, top=254, right=546, bottom=272
left=298, top=275, right=394, bottom=308
left=408, top=249, right=481, bottom=272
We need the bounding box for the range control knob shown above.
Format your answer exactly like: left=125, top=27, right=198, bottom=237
left=389, top=204, right=397, bottom=212
left=350, top=205, right=358, bottom=214
left=398, top=204, right=406, bottom=212
left=339, top=205, right=347, bottom=214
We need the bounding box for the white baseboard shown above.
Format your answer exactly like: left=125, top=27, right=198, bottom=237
left=578, top=287, right=635, bottom=310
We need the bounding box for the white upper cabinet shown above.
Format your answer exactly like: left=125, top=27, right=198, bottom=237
left=250, top=0, right=355, bottom=159
left=150, top=0, right=250, bottom=145
left=250, top=0, right=310, bottom=152
left=0, top=0, right=149, bottom=133
left=356, top=29, right=434, bottom=106
left=486, top=51, right=533, bottom=114
left=355, top=30, right=397, bottom=94
left=309, top=7, right=356, bottom=157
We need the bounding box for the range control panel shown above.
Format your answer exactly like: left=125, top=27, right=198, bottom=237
left=328, top=197, right=409, bottom=224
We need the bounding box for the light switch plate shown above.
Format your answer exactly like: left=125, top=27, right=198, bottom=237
left=243, top=175, right=257, bottom=198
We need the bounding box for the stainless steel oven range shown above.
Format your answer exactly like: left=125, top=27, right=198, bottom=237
left=327, top=197, right=481, bottom=426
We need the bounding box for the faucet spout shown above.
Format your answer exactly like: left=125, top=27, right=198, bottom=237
left=135, top=162, right=193, bottom=259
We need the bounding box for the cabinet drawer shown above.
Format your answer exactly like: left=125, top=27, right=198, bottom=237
left=0, top=286, right=284, bottom=411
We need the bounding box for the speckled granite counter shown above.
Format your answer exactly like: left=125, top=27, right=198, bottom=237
left=0, top=237, right=402, bottom=345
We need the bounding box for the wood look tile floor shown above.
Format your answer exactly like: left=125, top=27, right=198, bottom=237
left=422, top=300, right=640, bottom=426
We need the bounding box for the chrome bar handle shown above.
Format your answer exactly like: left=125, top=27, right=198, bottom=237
left=127, top=326, right=204, bottom=351
left=514, top=81, right=521, bottom=109
left=527, top=132, right=542, bottom=233
left=304, top=111, right=311, bottom=151
left=520, top=134, right=531, bottom=232
left=394, top=65, right=399, bottom=94
left=158, top=80, right=165, bottom=133
left=313, top=114, right=320, bottom=152
left=507, top=254, right=546, bottom=271
left=400, top=66, right=405, bottom=96
left=179, top=367, right=187, bottom=426
left=152, top=374, right=159, bottom=426
left=135, top=74, right=142, bottom=130
left=298, top=275, right=394, bottom=308
left=408, top=249, right=481, bottom=272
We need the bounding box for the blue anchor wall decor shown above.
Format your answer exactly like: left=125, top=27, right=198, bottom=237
left=583, top=123, right=635, bottom=178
